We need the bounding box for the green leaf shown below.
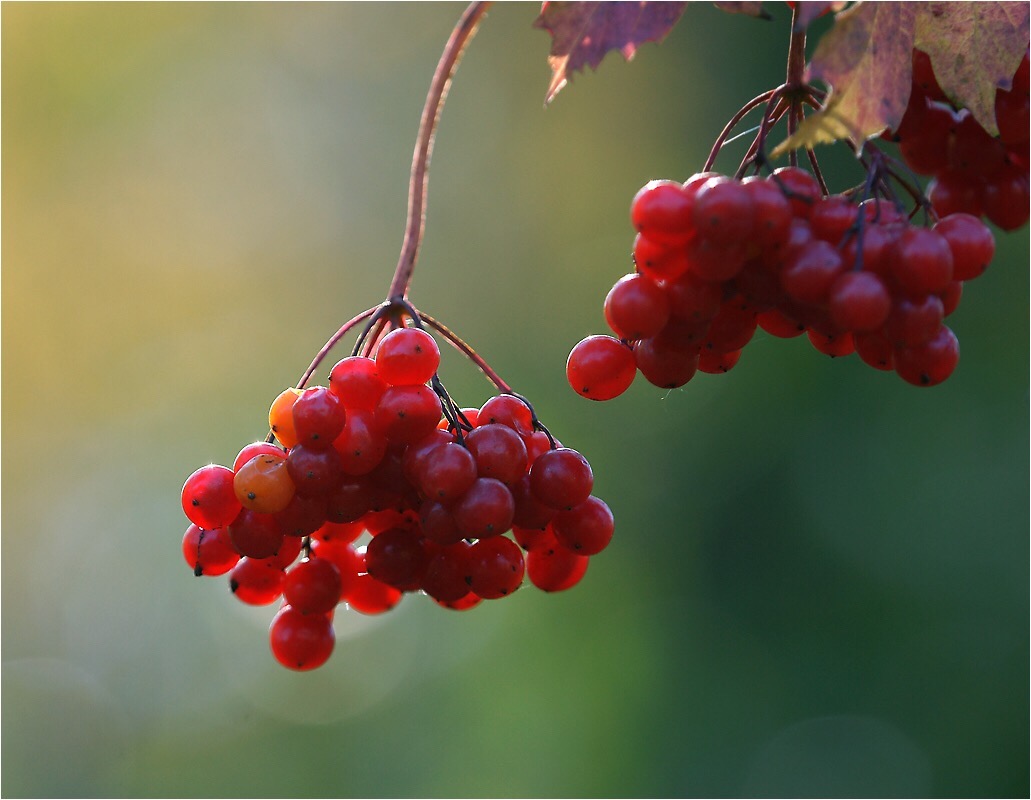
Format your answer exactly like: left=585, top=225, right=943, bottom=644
left=770, top=94, right=864, bottom=158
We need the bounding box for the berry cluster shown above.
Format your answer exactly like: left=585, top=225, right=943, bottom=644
left=566, top=167, right=997, bottom=397
left=181, top=325, right=611, bottom=671
left=888, top=49, right=1029, bottom=231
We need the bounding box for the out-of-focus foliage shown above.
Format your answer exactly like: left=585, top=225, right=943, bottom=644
left=2, top=3, right=1027, bottom=797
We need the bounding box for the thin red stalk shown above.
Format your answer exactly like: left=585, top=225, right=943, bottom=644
left=785, top=5, right=807, bottom=89
left=294, top=304, right=380, bottom=389
left=417, top=311, right=513, bottom=394
left=386, top=1, right=492, bottom=302
left=703, top=88, right=777, bottom=173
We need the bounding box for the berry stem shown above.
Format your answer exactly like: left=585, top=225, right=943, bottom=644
left=703, top=88, right=777, bottom=173
left=417, top=310, right=513, bottom=394
left=295, top=304, right=381, bottom=389
left=386, top=1, right=492, bottom=303
left=785, top=4, right=807, bottom=90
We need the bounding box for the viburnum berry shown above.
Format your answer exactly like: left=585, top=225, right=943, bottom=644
left=478, top=394, right=534, bottom=436
left=374, top=326, right=441, bottom=386
left=182, top=523, right=239, bottom=577
left=375, top=384, right=443, bottom=444
left=452, top=477, right=515, bottom=539
left=234, top=453, right=296, bottom=514
left=464, top=424, right=528, bottom=486
left=328, top=356, right=387, bottom=411
left=228, top=508, right=287, bottom=560
left=550, top=496, right=614, bottom=556
left=566, top=335, right=637, bottom=401
left=345, top=549, right=403, bottom=615
left=529, top=448, right=593, bottom=511
left=466, top=536, right=525, bottom=599
left=283, top=558, right=342, bottom=616
left=268, top=387, right=303, bottom=449
left=630, top=180, right=694, bottom=246
left=182, top=464, right=242, bottom=530
left=269, top=606, right=335, bottom=671
left=292, top=386, right=347, bottom=451
left=229, top=557, right=285, bottom=606
left=604, top=273, right=670, bottom=340
left=526, top=540, right=590, bottom=593
left=894, top=324, right=960, bottom=387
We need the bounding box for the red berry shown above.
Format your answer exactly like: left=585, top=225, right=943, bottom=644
left=551, top=496, right=614, bottom=555
left=269, top=606, right=334, bottom=671
left=182, top=523, right=239, bottom=577
left=452, top=477, right=515, bottom=539
left=467, top=536, right=525, bottom=599
left=374, top=327, right=441, bottom=386
left=630, top=180, right=695, bottom=246
left=292, top=386, right=347, bottom=451
left=464, top=424, right=528, bottom=486
left=328, top=356, right=387, bottom=411
left=934, top=213, right=995, bottom=280
left=529, top=448, right=593, bottom=511
left=182, top=464, right=242, bottom=530
left=604, top=273, right=670, bottom=340
left=283, top=558, right=342, bottom=615
left=894, top=324, right=960, bottom=386
left=566, top=335, right=637, bottom=401
left=828, top=271, right=891, bottom=332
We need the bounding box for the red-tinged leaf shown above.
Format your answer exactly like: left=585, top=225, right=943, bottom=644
left=805, top=2, right=919, bottom=142
left=914, top=2, right=1030, bottom=135
left=713, top=2, right=769, bottom=20
left=803, top=1, right=1030, bottom=145
left=791, top=2, right=849, bottom=32
left=533, top=1, right=688, bottom=104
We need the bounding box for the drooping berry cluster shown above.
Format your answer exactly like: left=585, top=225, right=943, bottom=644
left=182, top=325, right=611, bottom=671
left=566, top=166, right=997, bottom=398
left=888, top=49, right=1029, bottom=231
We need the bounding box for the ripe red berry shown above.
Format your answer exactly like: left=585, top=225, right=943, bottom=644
left=934, top=213, right=995, bottom=280
left=283, top=558, right=343, bottom=615
left=551, top=496, right=614, bottom=555
left=375, top=384, right=443, bottom=444
left=529, top=448, right=593, bottom=511
left=182, top=523, right=239, bottom=577
left=630, top=180, right=695, bottom=246
left=374, top=327, right=441, bottom=386
left=828, top=271, right=891, bottom=332
left=604, top=273, right=670, bottom=340
left=182, top=464, right=242, bottom=530
left=526, top=535, right=590, bottom=592
left=292, top=386, right=347, bottom=451
left=894, top=324, right=960, bottom=386
left=467, top=536, right=525, bottom=599
left=328, top=356, right=387, bottom=411
left=269, top=606, right=334, bottom=671
left=566, top=335, right=637, bottom=401
left=464, top=424, right=528, bottom=486
left=452, top=477, right=515, bottom=539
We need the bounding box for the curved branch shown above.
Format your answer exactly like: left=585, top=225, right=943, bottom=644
left=386, top=1, right=492, bottom=301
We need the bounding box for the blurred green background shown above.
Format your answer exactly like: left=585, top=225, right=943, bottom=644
left=2, top=3, right=1027, bottom=797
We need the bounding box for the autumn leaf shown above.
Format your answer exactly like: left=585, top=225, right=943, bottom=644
left=533, top=1, right=688, bottom=104
left=799, top=1, right=1029, bottom=145
left=915, top=2, right=1030, bottom=135
left=804, top=2, right=919, bottom=143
